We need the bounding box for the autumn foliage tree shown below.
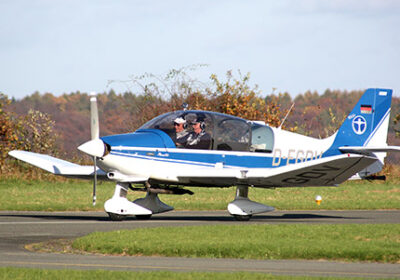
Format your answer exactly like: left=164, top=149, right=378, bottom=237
left=118, top=67, right=286, bottom=128
left=0, top=93, right=57, bottom=174
left=204, top=71, right=284, bottom=127
left=20, top=110, right=57, bottom=154
left=0, top=93, right=20, bottom=171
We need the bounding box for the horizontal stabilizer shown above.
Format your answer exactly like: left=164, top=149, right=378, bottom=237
left=339, top=146, right=400, bottom=154
left=8, top=150, right=107, bottom=179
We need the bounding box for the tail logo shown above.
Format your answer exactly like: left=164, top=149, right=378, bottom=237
left=352, top=116, right=367, bottom=135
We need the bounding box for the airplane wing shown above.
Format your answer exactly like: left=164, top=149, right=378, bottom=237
left=177, top=154, right=378, bottom=188
left=8, top=150, right=107, bottom=180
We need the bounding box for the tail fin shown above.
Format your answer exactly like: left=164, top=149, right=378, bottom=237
left=331, top=88, right=392, bottom=149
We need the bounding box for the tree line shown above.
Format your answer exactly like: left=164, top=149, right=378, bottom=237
left=1, top=68, right=399, bottom=174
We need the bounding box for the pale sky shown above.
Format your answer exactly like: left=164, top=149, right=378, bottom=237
left=1, top=0, right=400, bottom=99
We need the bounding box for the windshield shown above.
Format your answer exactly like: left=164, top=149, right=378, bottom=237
left=140, top=111, right=214, bottom=150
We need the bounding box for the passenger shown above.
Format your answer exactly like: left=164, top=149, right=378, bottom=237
left=185, top=118, right=211, bottom=149
left=172, top=117, right=189, bottom=148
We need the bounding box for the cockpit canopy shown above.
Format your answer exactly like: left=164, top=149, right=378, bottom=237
left=140, top=110, right=274, bottom=153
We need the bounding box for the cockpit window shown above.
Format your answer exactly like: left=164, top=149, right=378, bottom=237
left=250, top=123, right=274, bottom=153
left=213, top=117, right=250, bottom=151
left=140, top=111, right=213, bottom=150
left=139, top=111, right=274, bottom=152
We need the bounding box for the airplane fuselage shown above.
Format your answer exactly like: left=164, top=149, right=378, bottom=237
left=96, top=124, right=360, bottom=188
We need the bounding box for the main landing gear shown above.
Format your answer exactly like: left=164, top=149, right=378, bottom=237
left=104, top=183, right=274, bottom=221
left=104, top=183, right=174, bottom=221
left=227, top=185, right=275, bottom=221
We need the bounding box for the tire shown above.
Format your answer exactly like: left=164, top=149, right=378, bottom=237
left=108, top=212, right=126, bottom=221
left=233, top=214, right=252, bottom=221
left=135, top=214, right=152, bottom=220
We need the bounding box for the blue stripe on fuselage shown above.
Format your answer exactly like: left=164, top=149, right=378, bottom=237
left=110, top=148, right=330, bottom=169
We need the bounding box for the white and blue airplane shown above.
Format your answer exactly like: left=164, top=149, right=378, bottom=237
left=9, top=88, right=400, bottom=221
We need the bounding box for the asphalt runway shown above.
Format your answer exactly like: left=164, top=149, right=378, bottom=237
left=0, top=210, right=399, bottom=278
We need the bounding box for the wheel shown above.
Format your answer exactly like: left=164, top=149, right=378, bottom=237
left=107, top=212, right=126, bottom=221
left=233, top=214, right=252, bottom=221
left=135, top=214, right=152, bottom=220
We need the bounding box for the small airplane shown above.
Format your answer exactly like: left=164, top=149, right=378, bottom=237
left=9, top=88, right=400, bottom=221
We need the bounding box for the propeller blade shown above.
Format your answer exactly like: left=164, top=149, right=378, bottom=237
left=90, top=92, right=99, bottom=140
left=89, top=92, right=99, bottom=206
left=93, top=156, right=97, bottom=206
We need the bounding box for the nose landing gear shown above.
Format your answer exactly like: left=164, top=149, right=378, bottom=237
left=104, top=182, right=174, bottom=221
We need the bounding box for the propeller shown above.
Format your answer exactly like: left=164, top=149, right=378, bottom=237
left=90, top=92, right=99, bottom=206
left=78, top=92, right=107, bottom=206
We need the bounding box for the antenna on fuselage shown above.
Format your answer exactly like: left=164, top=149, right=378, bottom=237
left=278, top=102, right=295, bottom=130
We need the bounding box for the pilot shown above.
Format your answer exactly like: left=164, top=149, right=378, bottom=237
left=185, top=117, right=211, bottom=149
left=172, top=117, right=189, bottom=147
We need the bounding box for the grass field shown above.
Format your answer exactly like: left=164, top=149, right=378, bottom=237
left=69, top=224, right=400, bottom=263
left=0, top=178, right=399, bottom=211
left=2, top=267, right=394, bottom=280
left=2, top=178, right=400, bottom=278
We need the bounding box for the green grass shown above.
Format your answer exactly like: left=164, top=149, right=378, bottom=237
left=0, top=178, right=399, bottom=211
left=0, top=267, right=397, bottom=280
left=72, top=224, right=400, bottom=263
left=0, top=178, right=112, bottom=211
